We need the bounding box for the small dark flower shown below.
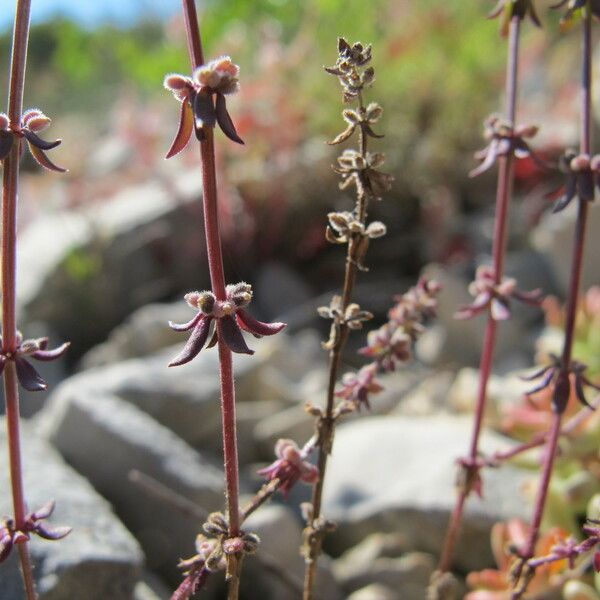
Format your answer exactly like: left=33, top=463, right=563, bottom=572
left=257, top=439, right=319, bottom=498
left=0, top=500, right=71, bottom=564
left=521, top=355, right=600, bottom=413
left=488, top=0, right=542, bottom=36
left=470, top=115, right=547, bottom=178
left=552, top=0, right=600, bottom=30
left=549, top=150, right=600, bottom=212
left=455, top=266, right=542, bottom=321
left=0, top=333, right=70, bottom=392
left=0, top=109, right=66, bottom=172
left=164, top=56, right=243, bottom=156
left=335, top=363, right=384, bottom=410
left=168, top=282, right=286, bottom=365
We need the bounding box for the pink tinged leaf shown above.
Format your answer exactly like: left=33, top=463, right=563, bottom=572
left=33, top=524, right=72, bottom=541
left=169, top=312, right=203, bottom=332
left=219, top=315, right=254, bottom=355
left=0, top=130, right=13, bottom=160
left=31, top=341, right=70, bottom=362
left=491, top=298, right=511, bottom=321
left=193, top=90, right=216, bottom=129
left=22, top=129, right=61, bottom=150
left=215, top=93, right=244, bottom=145
left=166, top=97, right=194, bottom=159
left=28, top=143, right=67, bottom=173
left=236, top=309, right=286, bottom=337
left=15, top=357, right=47, bottom=392
left=31, top=500, right=55, bottom=520
left=168, top=317, right=213, bottom=367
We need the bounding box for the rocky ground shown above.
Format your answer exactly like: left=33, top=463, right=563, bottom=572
left=0, top=166, right=595, bottom=599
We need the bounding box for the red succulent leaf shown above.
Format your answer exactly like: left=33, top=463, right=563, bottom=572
left=169, top=317, right=213, bottom=367
left=215, top=92, right=244, bottom=145
left=235, top=309, right=285, bottom=337
left=14, top=357, right=47, bottom=392
left=218, top=315, right=253, bottom=355
left=166, top=95, right=194, bottom=159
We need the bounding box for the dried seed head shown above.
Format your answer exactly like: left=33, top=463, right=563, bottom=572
left=365, top=221, right=387, bottom=239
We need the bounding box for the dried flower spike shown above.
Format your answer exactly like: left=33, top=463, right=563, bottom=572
left=168, top=282, right=285, bottom=365
left=164, top=55, right=243, bottom=157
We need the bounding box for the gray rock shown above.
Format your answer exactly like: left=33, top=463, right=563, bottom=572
left=346, top=584, right=399, bottom=600
left=0, top=419, right=143, bottom=599
left=392, top=370, right=454, bottom=416
left=532, top=199, right=600, bottom=295
left=17, top=175, right=208, bottom=357
left=322, top=416, right=532, bottom=572
left=44, top=344, right=264, bottom=450
left=35, top=390, right=223, bottom=579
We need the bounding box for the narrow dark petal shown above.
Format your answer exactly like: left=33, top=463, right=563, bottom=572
left=0, top=536, right=13, bottom=563
left=0, top=130, right=13, bottom=161
left=168, top=317, right=212, bottom=367
left=31, top=500, right=55, bottom=520
left=575, top=376, right=593, bottom=409
left=15, top=357, right=47, bottom=392
left=581, top=376, right=600, bottom=391
left=219, top=315, right=254, bottom=355
left=215, top=93, right=244, bottom=145
left=520, top=364, right=553, bottom=382
left=514, top=141, right=531, bottom=159
left=22, top=129, right=61, bottom=150
left=525, top=368, right=556, bottom=396
left=206, top=329, right=219, bottom=349
left=363, top=124, right=384, bottom=139
left=33, top=524, right=72, bottom=541
left=28, top=143, right=67, bottom=173
left=166, top=97, right=194, bottom=159
left=528, top=3, right=542, bottom=27
left=553, top=183, right=576, bottom=213
left=0, top=356, right=6, bottom=377
left=169, top=312, right=203, bottom=332
left=513, top=288, right=543, bottom=306
left=236, top=309, right=286, bottom=337
left=193, top=89, right=216, bottom=129
left=31, top=341, right=70, bottom=362
left=578, top=172, right=595, bottom=202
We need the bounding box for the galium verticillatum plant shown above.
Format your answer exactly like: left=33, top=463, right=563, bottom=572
left=162, top=1, right=285, bottom=599
left=0, top=1, right=71, bottom=599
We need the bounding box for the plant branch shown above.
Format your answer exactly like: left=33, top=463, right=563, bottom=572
left=437, top=15, right=520, bottom=575
left=2, top=1, right=36, bottom=598
left=180, top=2, right=241, bottom=597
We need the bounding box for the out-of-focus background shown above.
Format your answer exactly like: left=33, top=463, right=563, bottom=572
left=2, top=1, right=600, bottom=599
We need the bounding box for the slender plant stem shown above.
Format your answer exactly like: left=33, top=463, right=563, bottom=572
left=511, top=12, right=592, bottom=598
left=180, top=1, right=241, bottom=597
left=2, top=1, right=36, bottom=598
left=302, top=93, right=369, bottom=600
left=438, top=16, right=520, bottom=574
